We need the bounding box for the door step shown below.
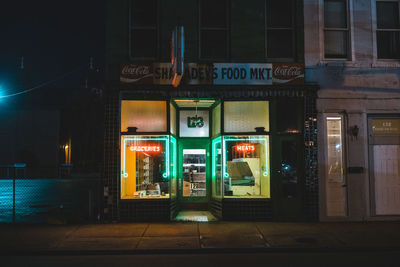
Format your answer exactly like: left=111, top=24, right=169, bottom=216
left=181, top=202, right=208, bottom=211
left=175, top=210, right=217, bottom=222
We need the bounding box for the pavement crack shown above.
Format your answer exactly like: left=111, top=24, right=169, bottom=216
left=135, top=223, right=150, bottom=249
left=53, top=225, right=80, bottom=249
left=255, top=223, right=271, bottom=248
left=197, top=223, right=202, bottom=249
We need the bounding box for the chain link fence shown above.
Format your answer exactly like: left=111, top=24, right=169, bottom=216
left=0, top=166, right=101, bottom=224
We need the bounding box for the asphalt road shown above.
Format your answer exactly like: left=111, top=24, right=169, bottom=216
left=2, top=250, right=400, bottom=267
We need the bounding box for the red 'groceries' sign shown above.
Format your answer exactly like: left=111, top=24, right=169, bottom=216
left=130, top=145, right=161, bottom=153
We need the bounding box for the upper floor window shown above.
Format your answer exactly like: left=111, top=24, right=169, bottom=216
left=266, top=0, right=296, bottom=60
left=323, top=0, right=350, bottom=59
left=376, top=1, right=400, bottom=59
left=200, top=0, right=229, bottom=59
left=130, top=0, right=157, bottom=59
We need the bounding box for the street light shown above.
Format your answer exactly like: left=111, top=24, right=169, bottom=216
left=0, top=85, right=4, bottom=102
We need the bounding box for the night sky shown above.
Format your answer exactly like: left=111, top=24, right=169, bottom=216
left=0, top=0, right=105, bottom=97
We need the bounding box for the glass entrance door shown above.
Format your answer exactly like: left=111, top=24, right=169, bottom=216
left=182, top=149, right=206, bottom=197
left=178, top=139, right=210, bottom=205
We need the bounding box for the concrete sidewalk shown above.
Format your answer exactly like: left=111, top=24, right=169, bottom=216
left=1, top=221, right=399, bottom=254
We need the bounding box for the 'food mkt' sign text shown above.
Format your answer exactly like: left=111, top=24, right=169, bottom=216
left=120, top=63, right=304, bottom=85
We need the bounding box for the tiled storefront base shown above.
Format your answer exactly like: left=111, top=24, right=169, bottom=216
left=222, top=199, right=273, bottom=221
left=119, top=200, right=171, bottom=222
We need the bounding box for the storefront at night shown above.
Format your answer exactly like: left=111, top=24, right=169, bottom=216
left=103, top=62, right=318, bottom=221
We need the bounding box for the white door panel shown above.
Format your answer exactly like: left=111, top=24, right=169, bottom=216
left=373, top=145, right=400, bottom=215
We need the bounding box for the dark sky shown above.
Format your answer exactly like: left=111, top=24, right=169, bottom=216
left=0, top=0, right=105, bottom=94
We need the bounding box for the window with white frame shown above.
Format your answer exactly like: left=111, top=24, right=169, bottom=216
left=323, top=0, right=350, bottom=59
left=200, top=0, right=229, bottom=59
left=376, top=1, right=400, bottom=59
left=266, top=0, right=296, bottom=60
left=130, top=0, right=158, bottom=58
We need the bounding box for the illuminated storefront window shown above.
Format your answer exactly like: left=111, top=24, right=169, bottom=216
left=223, top=136, right=270, bottom=198
left=120, top=135, right=170, bottom=199
left=120, top=100, right=167, bottom=132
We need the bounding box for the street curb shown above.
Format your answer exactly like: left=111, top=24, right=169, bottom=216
left=2, top=246, right=400, bottom=256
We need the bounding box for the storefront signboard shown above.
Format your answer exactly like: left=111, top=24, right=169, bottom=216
left=120, top=62, right=304, bottom=85
left=371, top=119, right=400, bottom=135
left=187, top=115, right=204, bottom=128
left=213, top=63, right=272, bottom=85
left=179, top=110, right=209, bottom=137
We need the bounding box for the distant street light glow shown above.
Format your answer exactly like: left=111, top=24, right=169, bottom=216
left=0, top=85, right=4, bottom=102
left=0, top=67, right=84, bottom=100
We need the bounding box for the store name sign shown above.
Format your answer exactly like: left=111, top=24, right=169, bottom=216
left=187, top=116, right=204, bottom=128
left=120, top=63, right=304, bottom=85
left=372, top=119, right=400, bottom=135
left=130, top=145, right=161, bottom=152
left=213, top=63, right=272, bottom=85
left=236, top=144, right=255, bottom=152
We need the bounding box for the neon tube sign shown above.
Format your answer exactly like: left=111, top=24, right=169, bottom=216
left=130, top=145, right=161, bottom=152
left=236, top=144, right=255, bottom=152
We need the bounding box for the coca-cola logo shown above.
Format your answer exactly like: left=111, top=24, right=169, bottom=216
left=273, top=66, right=302, bottom=77
left=121, top=64, right=150, bottom=77
left=272, top=64, right=304, bottom=85
left=120, top=63, right=153, bottom=83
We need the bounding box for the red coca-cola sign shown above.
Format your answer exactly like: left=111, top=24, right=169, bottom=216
left=120, top=63, right=153, bottom=83
left=272, top=63, right=304, bottom=85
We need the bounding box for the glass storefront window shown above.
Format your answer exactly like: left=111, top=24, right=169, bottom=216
left=212, top=137, right=222, bottom=198
left=170, top=103, right=177, bottom=135
left=120, top=135, right=170, bottom=199
left=326, top=117, right=344, bottom=183
left=276, top=98, right=302, bottom=133
left=224, top=101, right=269, bottom=133
left=326, top=116, right=346, bottom=216
left=212, top=103, right=221, bottom=137
left=121, top=100, right=167, bottom=132
left=223, top=136, right=270, bottom=198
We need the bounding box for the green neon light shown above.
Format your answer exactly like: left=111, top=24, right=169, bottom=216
left=222, top=136, right=269, bottom=178
left=121, top=135, right=170, bottom=180
left=212, top=137, right=221, bottom=179
left=164, top=136, right=170, bottom=178
left=124, top=137, right=168, bottom=141
left=223, top=137, right=267, bottom=141
left=222, top=136, right=227, bottom=179
left=170, top=136, right=177, bottom=177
